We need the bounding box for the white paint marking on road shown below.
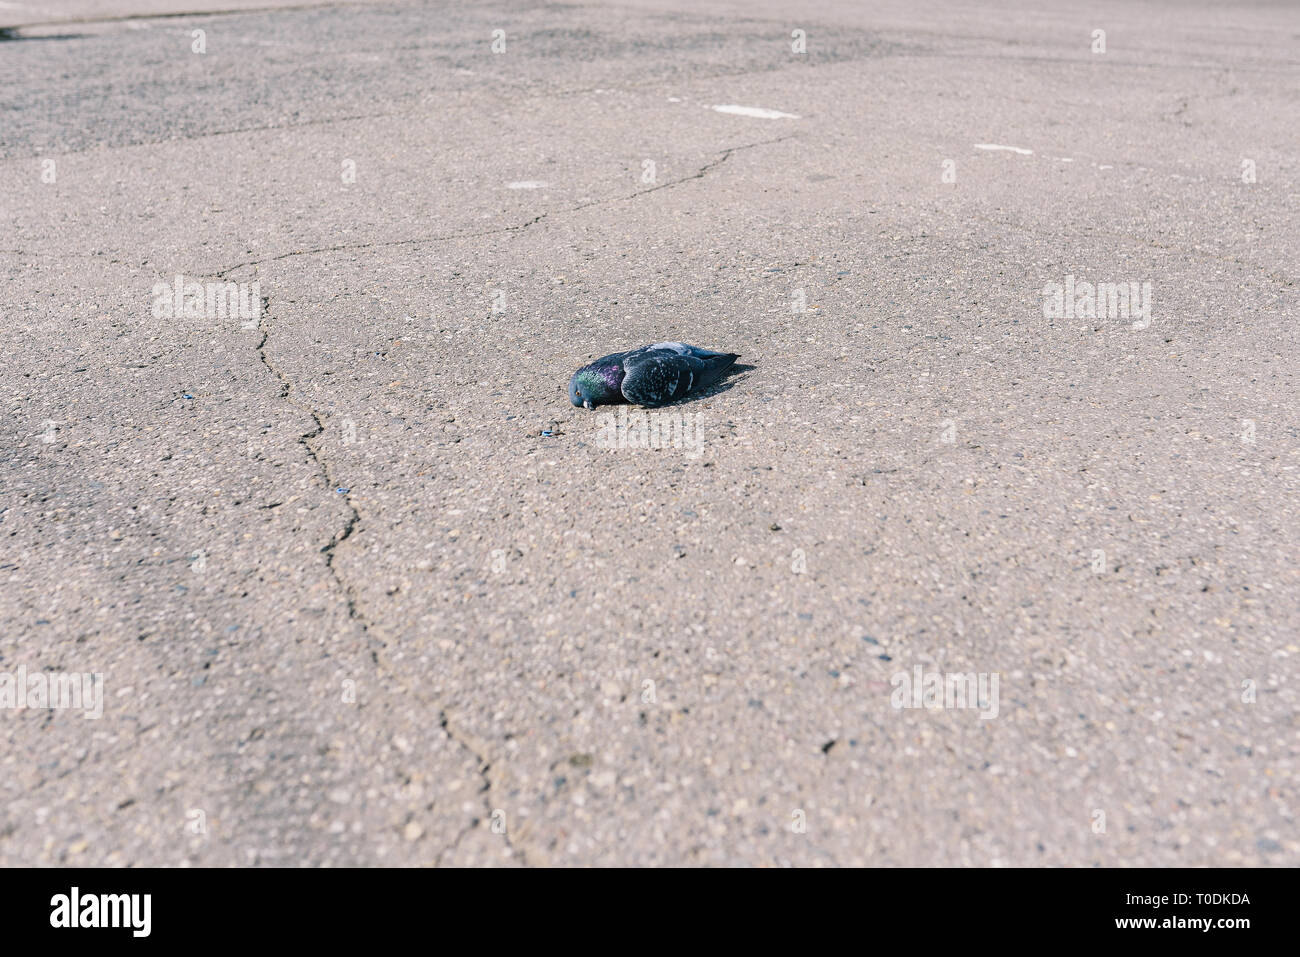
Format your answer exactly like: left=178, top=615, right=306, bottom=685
left=1099, top=165, right=1113, bottom=170
left=974, top=144, right=1034, bottom=155
left=506, top=181, right=548, bottom=189
left=712, top=105, right=800, bottom=119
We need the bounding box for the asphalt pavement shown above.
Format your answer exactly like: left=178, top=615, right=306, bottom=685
left=1, top=0, right=1296, bottom=866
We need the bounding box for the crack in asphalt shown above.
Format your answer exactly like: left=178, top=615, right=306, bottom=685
left=252, top=292, right=530, bottom=865
left=252, top=295, right=371, bottom=644
left=213, top=134, right=797, bottom=279
left=434, top=710, right=531, bottom=867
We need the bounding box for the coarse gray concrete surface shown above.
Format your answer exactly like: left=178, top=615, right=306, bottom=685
left=0, top=0, right=1296, bottom=866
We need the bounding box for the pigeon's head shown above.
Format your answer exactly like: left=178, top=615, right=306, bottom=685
left=568, top=366, right=616, bottom=410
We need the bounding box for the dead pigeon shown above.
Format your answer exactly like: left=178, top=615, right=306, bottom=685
left=568, top=342, right=740, bottom=409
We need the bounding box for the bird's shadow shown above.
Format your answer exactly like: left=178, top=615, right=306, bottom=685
left=643, top=362, right=756, bottom=408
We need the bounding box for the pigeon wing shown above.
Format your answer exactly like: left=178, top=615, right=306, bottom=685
left=620, top=349, right=737, bottom=407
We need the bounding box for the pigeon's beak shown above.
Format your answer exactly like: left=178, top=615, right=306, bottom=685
left=583, top=400, right=592, bottom=410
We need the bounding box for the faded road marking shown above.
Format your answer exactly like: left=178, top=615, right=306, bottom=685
left=712, top=105, right=800, bottom=119
left=974, top=143, right=1034, bottom=155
